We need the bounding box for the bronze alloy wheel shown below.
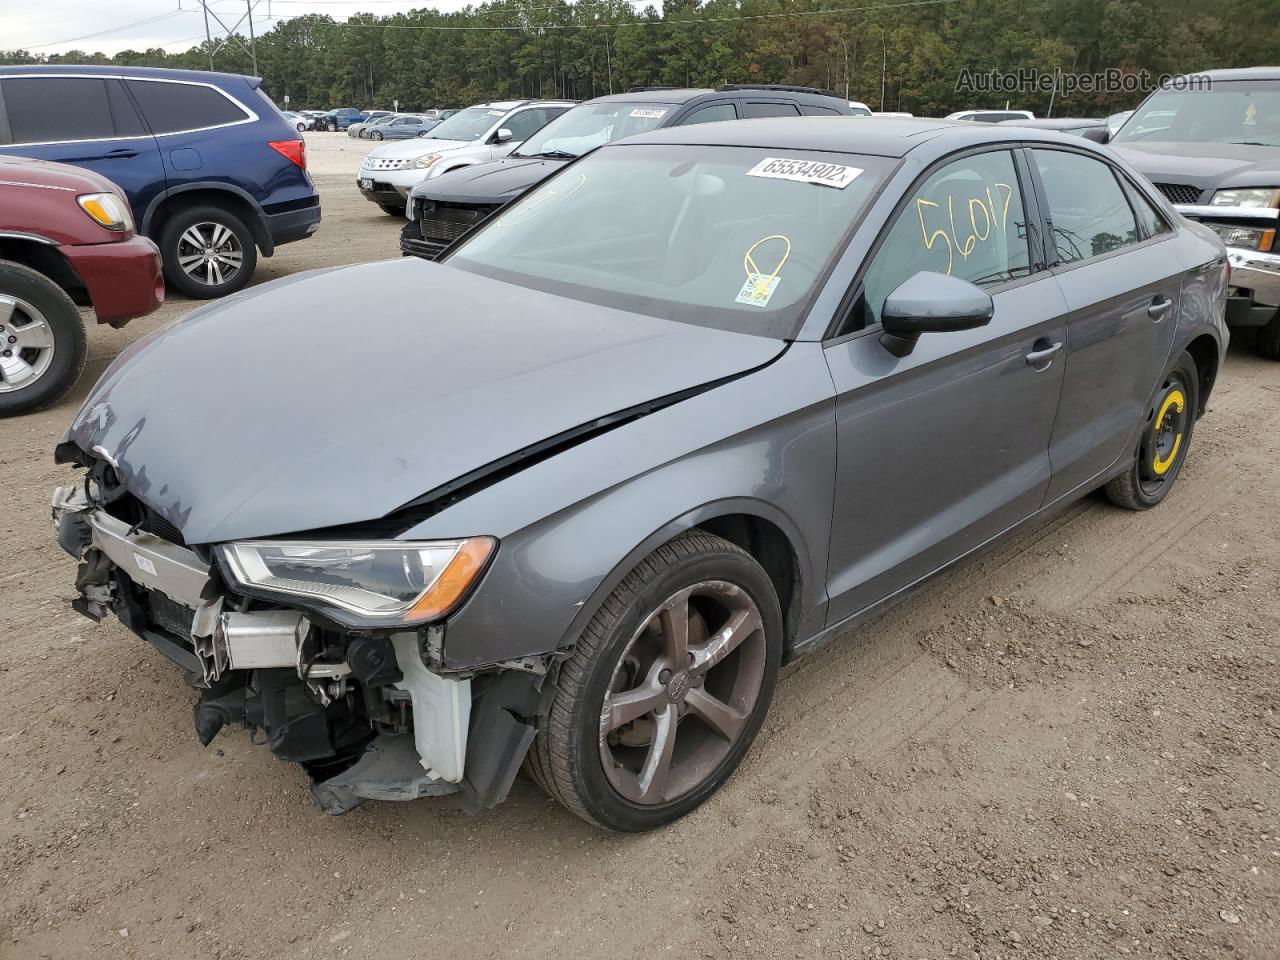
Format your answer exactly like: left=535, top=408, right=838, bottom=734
left=598, top=580, right=767, bottom=805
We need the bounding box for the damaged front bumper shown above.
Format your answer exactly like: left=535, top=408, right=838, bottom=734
left=52, top=483, right=537, bottom=815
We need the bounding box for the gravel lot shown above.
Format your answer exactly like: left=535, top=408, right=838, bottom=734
left=1, top=133, right=1278, bottom=960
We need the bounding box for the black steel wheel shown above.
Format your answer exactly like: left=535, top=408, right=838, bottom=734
left=1105, top=351, right=1200, bottom=510
left=527, top=531, right=781, bottom=831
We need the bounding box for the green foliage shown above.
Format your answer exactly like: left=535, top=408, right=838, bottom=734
left=2, top=0, right=1276, bottom=115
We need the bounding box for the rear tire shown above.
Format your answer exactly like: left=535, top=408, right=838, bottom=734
left=0, top=260, right=86, bottom=417
left=526, top=531, right=782, bottom=832
left=1257, top=309, right=1280, bottom=360
left=371, top=131, right=384, bottom=141
left=326, top=121, right=338, bottom=132
left=158, top=205, right=257, bottom=299
left=1104, top=351, right=1199, bottom=510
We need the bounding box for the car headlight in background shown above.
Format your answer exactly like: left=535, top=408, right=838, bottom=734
left=77, top=192, right=134, bottom=232
left=218, top=538, right=495, bottom=626
left=1204, top=222, right=1276, bottom=252
left=412, top=153, right=442, bottom=170
left=1210, top=188, right=1280, bottom=209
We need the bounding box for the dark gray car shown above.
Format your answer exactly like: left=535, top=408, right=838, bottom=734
left=52, top=119, right=1228, bottom=831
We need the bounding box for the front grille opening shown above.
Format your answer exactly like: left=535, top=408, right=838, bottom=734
left=1155, top=182, right=1202, bottom=205
left=101, top=489, right=186, bottom=545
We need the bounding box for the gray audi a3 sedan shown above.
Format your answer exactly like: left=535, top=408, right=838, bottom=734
left=52, top=118, right=1228, bottom=831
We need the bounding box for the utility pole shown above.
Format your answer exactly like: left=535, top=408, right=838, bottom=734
left=201, top=0, right=214, bottom=70
left=246, top=0, right=258, bottom=76
left=880, top=34, right=887, bottom=111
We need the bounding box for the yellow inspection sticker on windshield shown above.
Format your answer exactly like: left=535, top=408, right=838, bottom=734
left=746, top=157, right=863, bottom=189
left=735, top=273, right=780, bottom=307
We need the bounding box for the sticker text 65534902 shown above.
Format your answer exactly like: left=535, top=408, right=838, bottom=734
left=746, top=157, right=862, bottom=189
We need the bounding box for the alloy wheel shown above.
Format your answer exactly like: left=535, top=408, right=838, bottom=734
left=0, top=294, right=56, bottom=394
left=176, top=222, right=245, bottom=287
left=598, top=580, right=767, bottom=805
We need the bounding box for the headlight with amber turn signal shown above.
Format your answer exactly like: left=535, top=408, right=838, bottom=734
left=412, top=153, right=442, bottom=170
left=217, top=538, right=495, bottom=627
left=77, top=192, right=134, bottom=232
left=1204, top=222, right=1276, bottom=252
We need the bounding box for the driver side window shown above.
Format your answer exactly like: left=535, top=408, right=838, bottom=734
left=860, top=150, right=1031, bottom=328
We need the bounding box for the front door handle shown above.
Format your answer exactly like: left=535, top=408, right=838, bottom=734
left=1148, top=296, right=1173, bottom=321
left=1025, top=339, right=1063, bottom=369
left=103, top=148, right=139, bottom=159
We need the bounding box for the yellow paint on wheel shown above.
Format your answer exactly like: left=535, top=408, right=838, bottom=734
left=1151, top=388, right=1185, bottom=476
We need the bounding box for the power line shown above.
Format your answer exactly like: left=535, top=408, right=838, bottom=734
left=22, top=10, right=188, bottom=50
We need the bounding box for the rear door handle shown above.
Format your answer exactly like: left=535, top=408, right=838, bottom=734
left=1025, top=340, right=1063, bottom=368
left=1148, top=296, right=1173, bottom=321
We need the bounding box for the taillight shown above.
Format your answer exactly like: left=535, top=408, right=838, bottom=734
left=269, top=139, right=306, bottom=170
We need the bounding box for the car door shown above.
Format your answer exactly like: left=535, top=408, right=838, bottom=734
left=0, top=74, right=165, bottom=220
left=823, top=148, right=1069, bottom=623
left=494, top=107, right=566, bottom=158
left=1027, top=147, right=1182, bottom=502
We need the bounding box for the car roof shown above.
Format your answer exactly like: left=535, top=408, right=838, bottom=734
left=613, top=116, right=1100, bottom=158
left=1192, top=66, right=1280, bottom=82
left=0, top=64, right=257, bottom=86
left=586, top=85, right=848, bottom=108
left=476, top=99, right=577, bottom=110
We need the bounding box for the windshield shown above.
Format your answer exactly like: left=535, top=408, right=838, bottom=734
left=427, top=106, right=506, bottom=142
left=512, top=101, right=675, bottom=159
left=448, top=144, right=892, bottom=337
left=1114, top=81, right=1280, bottom=146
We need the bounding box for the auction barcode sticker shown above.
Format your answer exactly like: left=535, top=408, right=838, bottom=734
left=746, top=157, right=862, bottom=189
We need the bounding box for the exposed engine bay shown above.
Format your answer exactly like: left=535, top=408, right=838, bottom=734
left=51, top=458, right=550, bottom=815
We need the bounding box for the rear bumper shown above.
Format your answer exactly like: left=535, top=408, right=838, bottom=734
left=59, top=235, right=163, bottom=327
left=265, top=199, right=321, bottom=248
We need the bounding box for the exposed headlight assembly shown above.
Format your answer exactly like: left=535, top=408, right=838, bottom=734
left=218, top=538, right=495, bottom=627
left=1204, top=222, right=1276, bottom=252
left=77, top=192, right=134, bottom=231
left=1210, top=188, right=1280, bottom=209
left=412, top=153, right=442, bottom=170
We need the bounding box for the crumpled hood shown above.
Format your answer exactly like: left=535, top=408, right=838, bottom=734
left=1110, top=142, right=1280, bottom=190
left=67, top=259, right=783, bottom=544
left=412, top=157, right=568, bottom=204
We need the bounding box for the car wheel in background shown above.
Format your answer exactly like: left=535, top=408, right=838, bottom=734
left=526, top=531, right=782, bottom=831
left=296, top=121, right=306, bottom=132
left=1105, top=351, right=1200, bottom=510
left=326, top=121, right=338, bottom=132
left=0, top=260, right=87, bottom=417
left=377, top=202, right=406, bottom=217
left=159, top=205, right=257, bottom=299
left=371, top=130, right=384, bottom=141
left=1257, top=309, right=1280, bottom=361
left=416, top=130, right=429, bottom=138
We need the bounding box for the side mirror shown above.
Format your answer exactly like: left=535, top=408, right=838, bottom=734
left=879, top=271, right=994, bottom=357
left=1082, top=126, right=1110, bottom=144
left=492, top=128, right=514, bottom=143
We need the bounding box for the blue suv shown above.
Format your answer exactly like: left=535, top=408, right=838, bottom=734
left=0, top=66, right=321, bottom=298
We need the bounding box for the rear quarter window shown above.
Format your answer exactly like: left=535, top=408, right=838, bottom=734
left=125, top=80, right=251, bottom=134
left=742, top=102, right=802, bottom=119
left=800, top=105, right=842, bottom=117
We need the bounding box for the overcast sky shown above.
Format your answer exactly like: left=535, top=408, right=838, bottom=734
left=3, top=0, right=491, bottom=56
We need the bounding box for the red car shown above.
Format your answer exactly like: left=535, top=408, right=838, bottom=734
left=0, top=155, right=163, bottom=415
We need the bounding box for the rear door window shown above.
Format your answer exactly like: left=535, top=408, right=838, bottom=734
left=2, top=76, right=117, bottom=143
left=1032, top=149, right=1140, bottom=264
left=125, top=79, right=250, bottom=135
left=743, top=101, right=802, bottom=118
left=800, top=104, right=841, bottom=116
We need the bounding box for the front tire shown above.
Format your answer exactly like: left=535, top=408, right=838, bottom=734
left=0, top=260, right=87, bottom=417
left=527, top=531, right=782, bottom=832
left=326, top=121, right=338, bottom=132
left=1257, top=309, right=1280, bottom=360
left=371, top=131, right=384, bottom=141
left=1105, top=351, right=1199, bottom=510
left=158, top=205, right=257, bottom=299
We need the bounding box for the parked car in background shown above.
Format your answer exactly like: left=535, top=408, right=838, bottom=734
left=347, top=112, right=394, bottom=138
left=52, top=118, right=1227, bottom=829
left=1104, top=67, right=1280, bottom=358
left=874, top=111, right=914, bottom=118
left=1107, top=110, right=1134, bottom=138
left=1001, top=116, right=1107, bottom=139
left=300, top=110, right=329, bottom=130
left=848, top=100, right=872, bottom=116
left=367, top=115, right=436, bottom=141
left=0, top=156, right=162, bottom=414
left=322, top=108, right=365, bottom=131
left=0, top=65, right=320, bottom=299
left=401, top=84, right=856, bottom=259
left=946, top=108, right=1035, bottom=122
left=357, top=99, right=575, bottom=215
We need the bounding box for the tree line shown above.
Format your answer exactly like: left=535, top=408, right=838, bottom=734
left=3, top=0, right=1276, bottom=117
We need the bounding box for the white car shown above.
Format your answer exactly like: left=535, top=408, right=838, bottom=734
left=356, top=100, right=574, bottom=215
left=945, top=109, right=1034, bottom=123
left=848, top=101, right=872, bottom=117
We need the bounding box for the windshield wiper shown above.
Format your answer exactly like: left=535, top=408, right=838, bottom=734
left=528, top=149, right=578, bottom=160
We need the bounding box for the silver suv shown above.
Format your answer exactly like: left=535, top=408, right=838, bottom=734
left=356, top=99, right=574, bottom=215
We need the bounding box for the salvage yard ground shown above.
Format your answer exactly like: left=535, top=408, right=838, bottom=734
left=1, top=133, right=1278, bottom=960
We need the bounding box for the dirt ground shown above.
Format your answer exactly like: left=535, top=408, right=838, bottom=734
left=1, top=133, right=1278, bottom=960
